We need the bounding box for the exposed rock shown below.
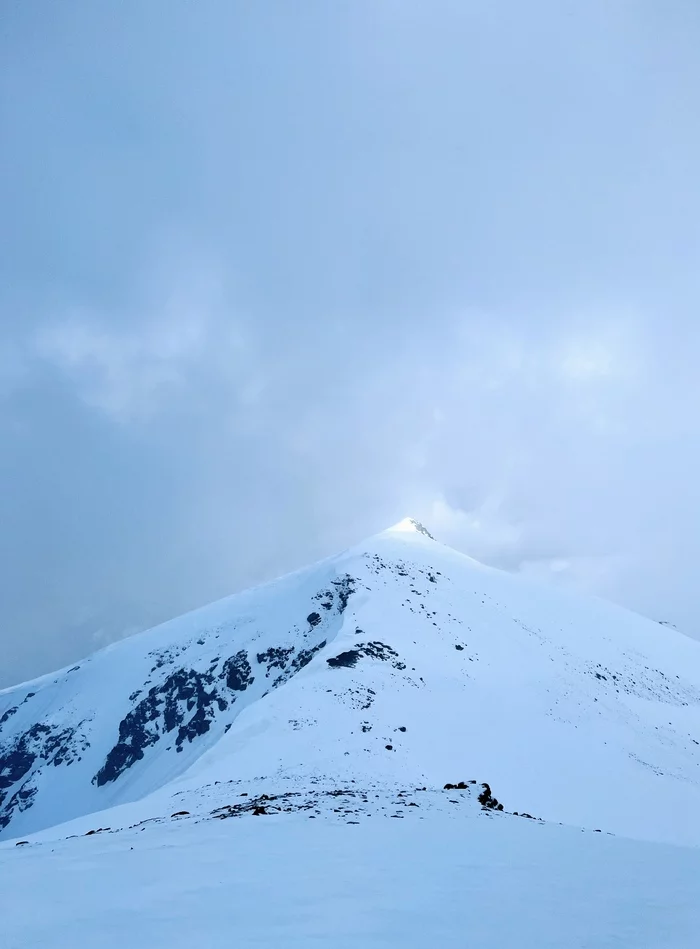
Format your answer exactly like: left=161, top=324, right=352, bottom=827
left=326, top=641, right=405, bottom=671
left=0, top=722, right=89, bottom=829
left=327, top=650, right=362, bottom=669
left=478, top=782, right=505, bottom=811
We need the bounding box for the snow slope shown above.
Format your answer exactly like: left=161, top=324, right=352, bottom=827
left=2, top=518, right=700, bottom=845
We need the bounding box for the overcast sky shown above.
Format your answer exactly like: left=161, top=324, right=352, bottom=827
left=1, top=1, right=699, bottom=687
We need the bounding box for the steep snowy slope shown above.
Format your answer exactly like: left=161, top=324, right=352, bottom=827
left=2, top=518, right=700, bottom=844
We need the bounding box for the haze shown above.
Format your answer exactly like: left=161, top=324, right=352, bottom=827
left=1, top=1, right=699, bottom=687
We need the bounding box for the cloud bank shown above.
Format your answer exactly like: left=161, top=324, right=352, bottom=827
left=1, top=1, right=699, bottom=685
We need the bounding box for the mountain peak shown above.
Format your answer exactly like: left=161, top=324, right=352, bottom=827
left=386, top=517, right=436, bottom=540
left=4, top=507, right=700, bottom=849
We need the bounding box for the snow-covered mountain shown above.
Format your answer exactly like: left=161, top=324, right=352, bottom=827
left=2, top=517, right=700, bottom=846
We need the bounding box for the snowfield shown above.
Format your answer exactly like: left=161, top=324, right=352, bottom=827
left=4, top=805, right=700, bottom=949
left=2, top=518, right=700, bottom=945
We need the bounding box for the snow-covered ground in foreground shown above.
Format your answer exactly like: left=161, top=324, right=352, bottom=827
left=3, top=806, right=700, bottom=949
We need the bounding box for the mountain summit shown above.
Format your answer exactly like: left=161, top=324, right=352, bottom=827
left=2, top=524, right=700, bottom=845
left=386, top=517, right=436, bottom=540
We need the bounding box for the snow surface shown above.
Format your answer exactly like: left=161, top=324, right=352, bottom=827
left=3, top=804, right=700, bottom=949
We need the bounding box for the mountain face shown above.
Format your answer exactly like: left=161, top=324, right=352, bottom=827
left=2, top=518, right=700, bottom=845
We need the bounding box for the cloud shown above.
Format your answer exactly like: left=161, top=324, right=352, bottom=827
left=35, top=315, right=204, bottom=422
left=3, top=0, right=700, bottom=688
left=32, top=261, right=258, bottom=424
left=291, top=305, right=680, bottom=600
left=0, top=340, right=28, bottom=399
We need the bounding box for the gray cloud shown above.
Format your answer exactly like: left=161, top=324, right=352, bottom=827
left=1, top=1, right=699, bottom=686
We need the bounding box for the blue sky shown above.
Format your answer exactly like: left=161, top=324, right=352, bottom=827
left=2, top=1, right=700, bottom=685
